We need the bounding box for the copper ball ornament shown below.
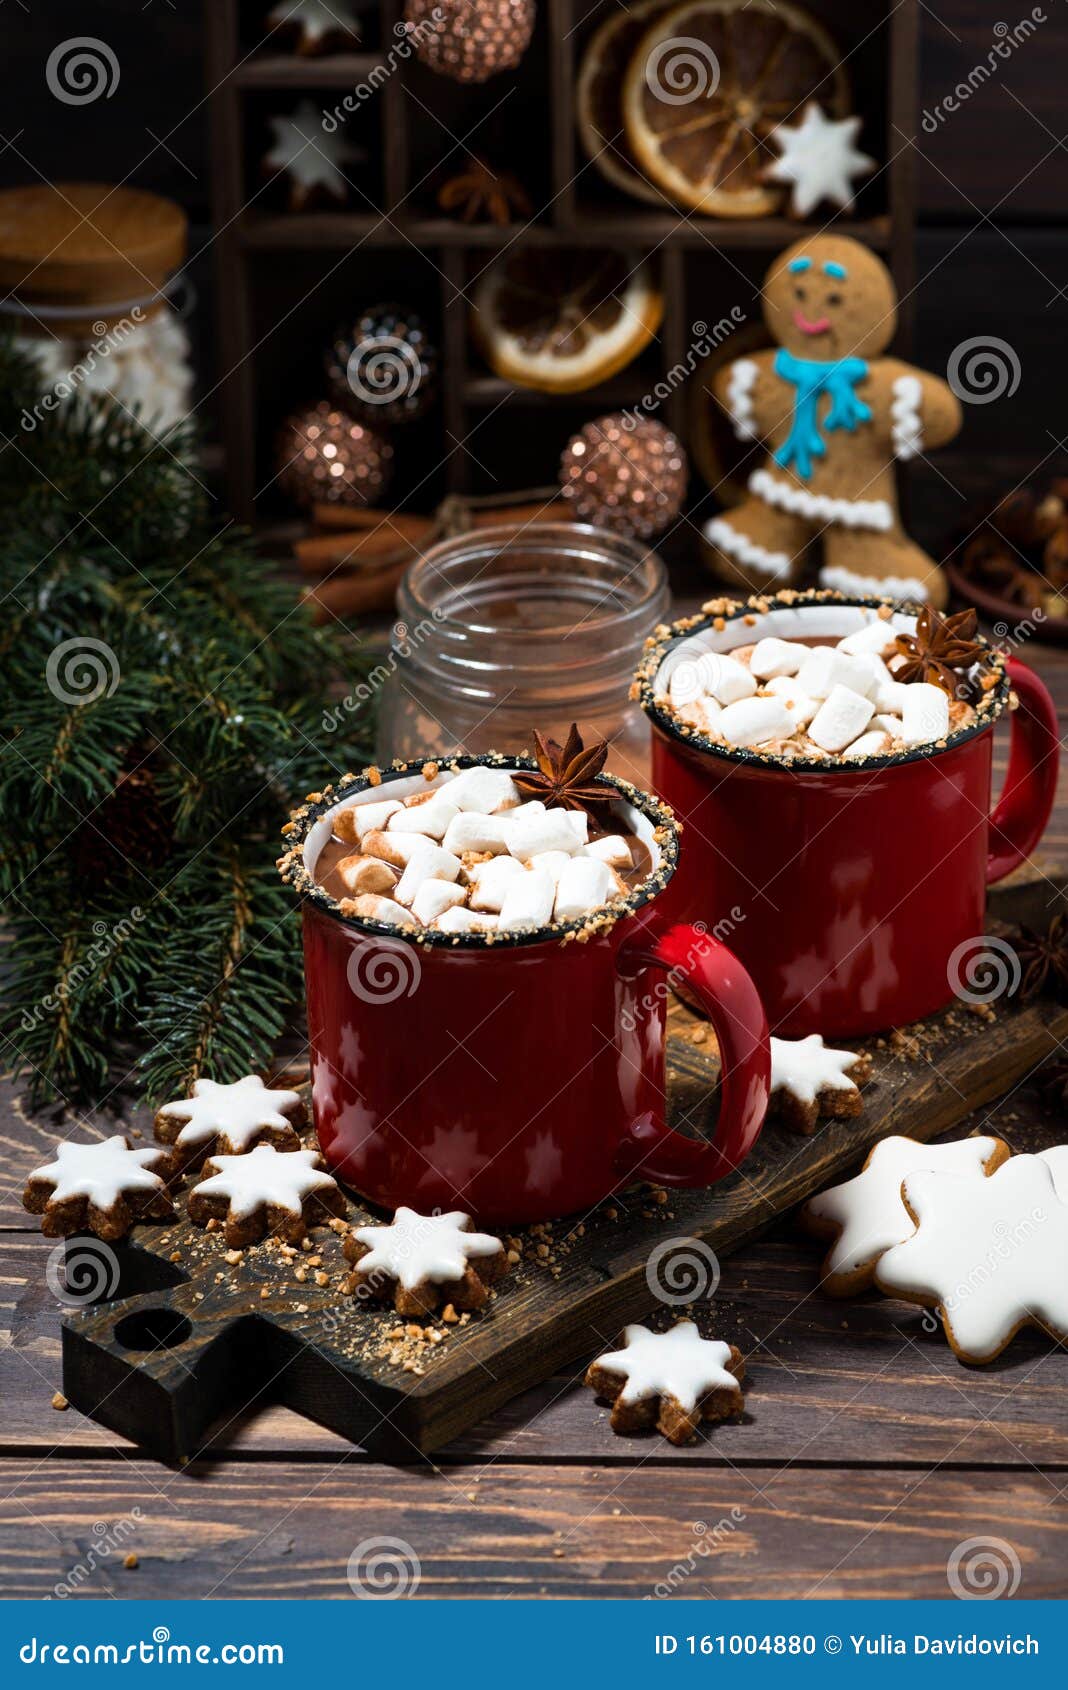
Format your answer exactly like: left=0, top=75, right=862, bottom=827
left=325, top=303, right=438, bottom=425
left=559, top=415, right=688, bottom=539
left=404, top=0, right=536, bottom=84
left=276, top=401, right=393, bottom=510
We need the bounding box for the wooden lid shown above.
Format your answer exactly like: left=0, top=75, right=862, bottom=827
left=0, top=183, right=187, bottom=309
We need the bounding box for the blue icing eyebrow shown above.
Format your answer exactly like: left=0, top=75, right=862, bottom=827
left=823, top=260, right=848, bottom=279
left=788, top=257, right=811, bottom=273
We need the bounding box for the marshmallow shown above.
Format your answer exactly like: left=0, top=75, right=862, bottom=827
left=412, top=878, right=467, bottom=925
left=796, top=647, right=875, bottom=701
left=902, top=682, right=950, bottom=746
left=807, top=685, right=875, bottom=753
left=435, top=906, right=499, bottom=935
left=749, top=636, right=803, bottom=680
left=333, top=798, right=402, bottom=844
left=872, top=713, right=905, bottom=737
left=717, top=695, right=794, bottom=748
left=765, top=675, right=818, bottom=727
left=387, top=793, right=460, bottom=840
left=394, top=842, right=463, bottom=905
left=583, top=834, right=633, bottom=870
left=507, top=805, right=585, bottom=862
left=348, top=894, right=418, bottom=928
left=362, top=829, right=433, bottom=868
left=498, top=867, right=556, bottom=932
left=332, top=854, right=398, bottom=896
left=553, top=856, right=616, bottom=923
left=704, top=652, right=758, bottom=706
left=468, top=855, right=529, bottom=912
left=842, top=730, right=891, bottom=760
left=443, top=766, right=521, bottom=813
left=529, top=850, right=572, bottom=885
left=442, top=811, right=510, bottom=856
left=869, top=676, right=911, bottom=715
left=837, top=618, right=899, bottom=659
left=668, top=658, right=708, bottom=707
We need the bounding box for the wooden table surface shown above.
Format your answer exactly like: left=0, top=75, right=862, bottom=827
left=4, top=637, right=1068, bottom=1602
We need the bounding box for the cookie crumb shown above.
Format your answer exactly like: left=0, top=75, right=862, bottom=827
left=51, top=1392, right=68, bottom=1412
left=123, top=1553, right=139, bottom=1571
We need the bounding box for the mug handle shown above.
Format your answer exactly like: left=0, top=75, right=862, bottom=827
left=615, top=922, right=770, bottom=1188
left=987, top=658, right=1060, bottom=884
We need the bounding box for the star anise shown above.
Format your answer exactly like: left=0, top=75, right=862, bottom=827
left=893, top=605, right=987, bottom=699
left=1015, top=915, right=1068, bottom=1003
left=436, top=156, right=532, bottom=226
left=513, top=724, right=610, bottom=815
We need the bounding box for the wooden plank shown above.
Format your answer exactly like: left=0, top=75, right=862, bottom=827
left=1, top=1462, right=1065, bottom=1599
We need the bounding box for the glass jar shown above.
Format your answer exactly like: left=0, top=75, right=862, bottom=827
left=376, top=522, right=671, bottom=790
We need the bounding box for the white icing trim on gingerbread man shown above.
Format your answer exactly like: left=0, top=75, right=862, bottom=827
left=192, top=1145, right=336, bottom=1219
left=891, top=375, right=924, bottom=461
left=593, top=1322, right=737, bottom=1413
left=158, top=1074, right=302, bottom=1149
left=29, top=1136, right=168, bottom=1208
left=724, top=359, right=759, bottom=441
left=703, top=516, right=792, bottom=580
left=749, top=468, right=893, bottom=533
left=876, top=1151, right=1068, bottom=1361
left=820, top=564, right=929, bottom=603
left=351, top=1207, right=503, bottom=1291
left=770, top=1034, right=860, bottom=1105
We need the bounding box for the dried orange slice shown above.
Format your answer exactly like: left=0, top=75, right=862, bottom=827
left=470, top=249, right=663, bottom=394
left=577, top=0, right=676, bottom=207
left=622, top=0, right=849, bottom=217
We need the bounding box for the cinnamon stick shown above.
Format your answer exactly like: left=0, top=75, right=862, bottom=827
left=302, top=556, right=409, bottom=623
left=312, top=504, right=431, bottom=540
left=295, top=528, right=425, bottom=573
left=467, top=500, right=571, bottom=529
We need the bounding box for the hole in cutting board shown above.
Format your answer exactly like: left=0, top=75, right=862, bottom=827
left=114, top=1308, right=193, bottom=1351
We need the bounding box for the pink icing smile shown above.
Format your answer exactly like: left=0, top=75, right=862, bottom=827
left=794, top=310, right=832, bottom=335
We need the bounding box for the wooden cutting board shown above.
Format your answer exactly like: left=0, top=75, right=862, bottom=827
left=59, top=877, right=1067, bottom=1464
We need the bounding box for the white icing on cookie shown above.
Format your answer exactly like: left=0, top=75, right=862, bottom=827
left=593, top=1322, right=738, bottom=1413
left=770, top=1034, right=862, bottom=1105
left=805, top=1135, right=1006, bottom=1284
left=764, top=104, right=875, bottom=217
left=263, top=101, right=358, bottom=199
left=193, top=1145, right=337, bottom=1220
left=724, top=359, right=759, bottom=441
left=351, top=1207, right=502, bottom=1291
left=29, top=1136, right=169, bottom=1208
left=819, top=564, right=930, bottom=603
left=749, top=468, right=893, bottom=532
left=876, top=1152, right=1068, bottom=1360
left=891, top=375, right=924, bottom=461
left=158, top=1074, right=302, bottom=1150
left=703, top=516, right=792, bottom=580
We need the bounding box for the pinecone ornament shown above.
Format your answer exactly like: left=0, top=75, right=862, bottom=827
left=404, top=0, right=535, bottom=83
left=325, top=303, right=438, bottom=425
left=559, top=415, right=687, bottom=540
left=276, top=401, right=393, bottom=510
left=73, top=758, right=172, bottom=880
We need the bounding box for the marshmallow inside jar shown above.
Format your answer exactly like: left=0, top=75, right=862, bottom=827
left=293, top=755, right=678, bottom=949
left=645, top=593, right=1006, bottom=772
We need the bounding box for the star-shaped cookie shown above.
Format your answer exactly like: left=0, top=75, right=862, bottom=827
left=344, top=1207, right=508, bottom=1317
left=155, top=1074, right=306, bottom=1168
left=875, top=1149, right=1068, bottom=1362
left=769, top=1033, right=871, bottom=1133
left=584, top=1322, right=745, bottom=1445
left=23, top=1136, right=176, bottom=1240
left=802, top=1134, right=1011, bottom=1295
left=765, top=102, right=876, bottom=218
left=262, top=100, right=363, bottom=211
left=187, top=1145, right=345, bottom=1247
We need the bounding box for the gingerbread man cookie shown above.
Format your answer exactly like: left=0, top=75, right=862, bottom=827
left=344, top=1207, right=508, bottom=1317
left=873, top=1149, right=1068, bottom=1363
left=154, top=1074, right=306, bottom=1169
left=187, top=1145, right=344, bottom=1246
left=23, top=1135, right=176, bottom=1240
left=769, top=1033, right=872, bottom=1134
left=802, top=1134, right=1011, bottom=1296
left=705, top=234, right=961, bottom=607
left=585, top=1322, right=745, bottom=1446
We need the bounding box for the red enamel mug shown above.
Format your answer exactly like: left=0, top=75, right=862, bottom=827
left=281, top=759, right=770, bottom=1224
left=637, top=592, right=1059, bottom=1039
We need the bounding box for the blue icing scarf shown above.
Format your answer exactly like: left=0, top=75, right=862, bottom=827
left=773, top=348, right=871, bottom=481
